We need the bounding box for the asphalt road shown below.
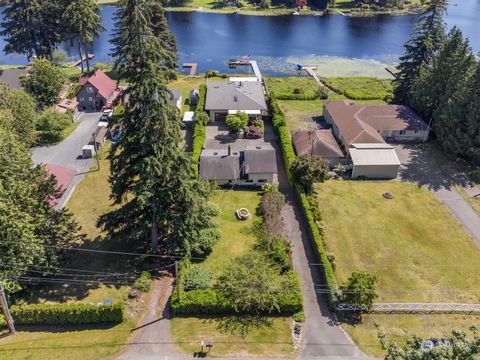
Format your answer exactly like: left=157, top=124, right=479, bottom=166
left=30, top=112, right=102, bottom=208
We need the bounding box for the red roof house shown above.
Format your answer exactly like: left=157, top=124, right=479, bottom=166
left=43, top=163, right=76, bottom=207
left=76, top=70, right=121, bottom=111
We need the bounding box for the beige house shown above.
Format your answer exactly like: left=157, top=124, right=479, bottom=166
left=291, top=129, right=345, bottom=168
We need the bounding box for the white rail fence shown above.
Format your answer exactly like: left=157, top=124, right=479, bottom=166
left=336, top=302, right=480, bottom=314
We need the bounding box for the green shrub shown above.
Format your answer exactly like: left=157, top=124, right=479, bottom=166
left=226, top=112, right=248, bottom=132
left=35, top=109, right=72, bottom=144
left=269, top=94, right=287, bottom=129
left=206, top=70, right=219, bottom=78
left=132, top=271, right=152, bottom=292
left=278, top=126, right=296, bottom=182
left=195, top=85, right=207, bottom=115
left=191, top=123, right=206, bottom=175
left=171, top=289, right=234, bottom=315
left=183, top=266, right=214, bottom=290
left=315, top=87, right=329, bottom=99
left=9, top=303, right=124, bottom=325
left=67, top=83, right=81, bottom=100
left=293, top=311, right=306, bottom=323
left=194, top=227, right=221, bottom=256
left=469, top=168, right=480, bottom=183
left=195, top=111, right=210, bottom=126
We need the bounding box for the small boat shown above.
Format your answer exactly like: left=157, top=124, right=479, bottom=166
left=292, top=11, right=299, bottom=15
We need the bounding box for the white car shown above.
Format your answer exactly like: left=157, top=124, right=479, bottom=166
left=103, top=109, right=114, bottom=117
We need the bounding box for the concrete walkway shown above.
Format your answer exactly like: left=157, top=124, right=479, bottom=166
left=395, top=144, right=480, bottom=247
left=30, top=112, right=101, bottom=208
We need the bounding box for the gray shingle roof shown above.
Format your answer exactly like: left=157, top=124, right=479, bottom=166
left=0, top=68, right=29, bottom=90
left=199, top=149, right=241, bottom=181
left=244, top=145, right=277, bottom=174
left=205, top=81, right=267, bottom=111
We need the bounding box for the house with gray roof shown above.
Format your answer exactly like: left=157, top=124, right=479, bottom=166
left=199, top=144, right=277, bottom=186
left=0, top=68, right=29, bottom=89
left=205, top=81, right=268, bottom=122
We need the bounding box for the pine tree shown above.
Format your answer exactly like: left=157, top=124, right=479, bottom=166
left=0, top=126, right=82, bottom=292
left=110, top=0, right=177, bottom=83
left=104, top=0, right=216, bottom=254
left=412, top=27, right=476, bottom=157
left=1, top=0, right=64, bottom=60
left=63, top=0, right=104, bottom=73
left=465, top=62, right=480, bottom=162
left=393, top=0, right=447, bottom=104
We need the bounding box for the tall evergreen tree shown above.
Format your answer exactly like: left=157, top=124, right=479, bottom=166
left=63, top=0, right=104, bottom=73
left=1, top=0, right=64, bottom=60
left=393, top=0, right=447, bottom=104
left=411, top=27, right=476, bottom=157
left=110, top=0, right=177, bottom=83
left=0, top=126, right=82, bottom=292
left=465, top=62, right=480, bottom=162
left=104, top=0, right=215, bottom=253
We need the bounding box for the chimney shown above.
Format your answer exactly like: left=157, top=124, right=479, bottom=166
left=228, top=145, right=231, bottom=156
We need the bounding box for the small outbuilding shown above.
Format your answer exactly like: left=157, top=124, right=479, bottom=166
left=349, top=143, right=401, bottom=179
left=243, top=145, right=278, bottom=185
left=291, top=129, right=344, bottom=168
left=168, top=88, right=183, bottom=110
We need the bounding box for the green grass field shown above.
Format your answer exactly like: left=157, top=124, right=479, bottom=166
left=0, top=319, right=137, bottom=360
left=171, top=316, right=294, bottom=357
left=265, top=76, right=320, bottom=96
left=172, top=189, right=294, bottom=356
left=316, top=180, right=480, bottom=303
left=321, top=77, right=393, bottom=100
left=342, top=313, right=480, bottom=357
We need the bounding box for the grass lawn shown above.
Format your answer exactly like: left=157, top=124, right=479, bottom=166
left=172, top=189, right=294, bottom=356
left=265, top=76, right=320, bottom=96
left=0, top=319, right=137, bottom=360
left=342, top=313, right=480, bottom=357
left=316, top=180, right=480, bottom=303
left=200, top=189, right=261, bottom=275
left=321, top=77, right=393, bottom=100
left=171, top=316, right=294, bottom=357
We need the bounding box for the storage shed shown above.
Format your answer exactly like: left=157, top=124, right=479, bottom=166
left=349, top=143, right=400, bottom=179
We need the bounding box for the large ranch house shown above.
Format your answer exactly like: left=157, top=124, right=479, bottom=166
left=205, top=78, right=268, bottom=122
left=319, top=100, right=430, bottom=179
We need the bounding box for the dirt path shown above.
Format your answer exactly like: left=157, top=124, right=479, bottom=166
left=116, top=276, right=184, bottom=360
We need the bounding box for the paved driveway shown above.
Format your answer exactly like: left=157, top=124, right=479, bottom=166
left=394, top=143, right=480, bottom=246
left=30, top=112, right=102, bottom=208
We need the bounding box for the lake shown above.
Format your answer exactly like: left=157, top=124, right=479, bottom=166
left=0, top=1, right=479, bottom=77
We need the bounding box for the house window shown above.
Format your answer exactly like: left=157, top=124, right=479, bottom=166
left=258, top=179, right=267, bottom=183
left=88, top=97, right=93, bottom=102
left=79, top=97, right=85, bottom=102
left=86, top=86, right=94, bottom=94
left=414, top=130, right=419, bottom=134
left=399, top=130, right=406, bottom=135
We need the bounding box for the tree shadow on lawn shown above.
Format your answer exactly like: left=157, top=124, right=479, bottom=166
left=397, top=142, right=474, bottom=191
left=213, top=316, right=274, bottom=338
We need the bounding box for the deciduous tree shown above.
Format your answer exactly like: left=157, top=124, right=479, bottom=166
left=340, top=271, right=378, bottom=311
left=290, top=154, right=329, bottom=194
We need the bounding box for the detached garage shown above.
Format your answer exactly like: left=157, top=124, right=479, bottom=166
left=349, top=143, right=400, bottom=179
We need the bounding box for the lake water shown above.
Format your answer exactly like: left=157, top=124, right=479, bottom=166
left=0, top=1, right=478, bottom=77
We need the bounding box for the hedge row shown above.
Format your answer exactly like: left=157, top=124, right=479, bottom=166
left=267, top=89, right=339, bottom=308
left=275, top=92, right=318, bottom=101
left=171, top=271, right=303, bottom=316
left=296, top=186, right=339, bottom=307
left=191, top=85, right=207, bottom=175
left=0, top=303, right=124, bottom=326
left=269, top=94, right=295, bottom=182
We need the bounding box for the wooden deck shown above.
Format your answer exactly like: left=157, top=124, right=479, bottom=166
left=71, top=54, right=95, bottom=68
left=182, top=63, right=198, bottom=76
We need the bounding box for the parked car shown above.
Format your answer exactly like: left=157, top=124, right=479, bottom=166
left=103, top=109, right=114, bottom=117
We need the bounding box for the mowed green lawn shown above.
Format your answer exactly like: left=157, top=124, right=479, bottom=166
left=316, top=180, right=480, bottom=303
left=171, top=189, right=294, bottom=356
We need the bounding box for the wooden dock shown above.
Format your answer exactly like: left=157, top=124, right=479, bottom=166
left=303, top=66, right=331, bottom=92
left=182, top=63, right=198, bottom=76
left=227, top=59, right=262, bottom=80
left=71, top=54, right=94, bottom=68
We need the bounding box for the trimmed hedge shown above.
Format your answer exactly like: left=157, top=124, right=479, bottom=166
left=171, top=271, right=303, bottom=316
left=1, top=303, right=124, bottom=326
left=296, top=185, right=339, bottom=307
left=191, top=85, right=207, bottom=175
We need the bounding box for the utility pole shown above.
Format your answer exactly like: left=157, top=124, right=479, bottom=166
left=0, top=283, right=15, bottom=334
left=174, top=261, right=180, bottom=300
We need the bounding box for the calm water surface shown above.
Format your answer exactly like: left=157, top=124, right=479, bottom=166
left=0, top=0, right=478, bottom=75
